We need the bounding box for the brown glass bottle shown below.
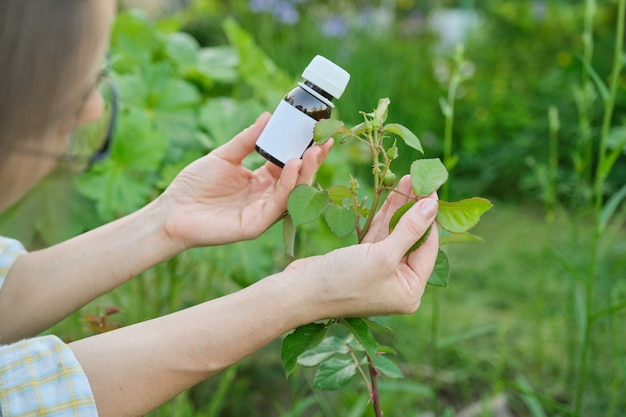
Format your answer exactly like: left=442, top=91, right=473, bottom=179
left=255, top=55, right=350, bottom=168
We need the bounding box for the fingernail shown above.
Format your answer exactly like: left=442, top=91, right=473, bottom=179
left=255, top=112, right=270, bottom=124
left=418, top=199, right=438, bottom=218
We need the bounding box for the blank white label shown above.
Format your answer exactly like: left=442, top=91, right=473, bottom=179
left=255, top=100, right=316, bottom=166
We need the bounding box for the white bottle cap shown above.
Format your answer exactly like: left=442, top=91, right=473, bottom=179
left=301, top=55, right=350, bottom=99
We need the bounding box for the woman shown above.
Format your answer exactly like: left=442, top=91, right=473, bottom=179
left=0, top=1, right=439, bottom=416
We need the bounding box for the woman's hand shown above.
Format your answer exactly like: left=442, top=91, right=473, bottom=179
left=158, top=112, right=333, bottom=249
left=287, top=175, right=439, bottom=320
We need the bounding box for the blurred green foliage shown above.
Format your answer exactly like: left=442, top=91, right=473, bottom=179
left=174, top=0, right=625, bottom=202
left=1, top=0, right=624, bottom=416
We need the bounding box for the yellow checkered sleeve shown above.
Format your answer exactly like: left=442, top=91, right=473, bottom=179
left=0, top=237, right=26, bottom=291
left=0, top=237, right=98, bottom=415
left=0, top=336, right=98, bottom=416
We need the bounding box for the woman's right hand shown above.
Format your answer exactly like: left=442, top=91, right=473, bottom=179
left=286, top=175, right=439, bottom=321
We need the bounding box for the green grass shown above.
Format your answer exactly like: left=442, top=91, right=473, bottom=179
left=48, top=200, right=625, bottom=416
left=388, top=200, right=626, bottom=416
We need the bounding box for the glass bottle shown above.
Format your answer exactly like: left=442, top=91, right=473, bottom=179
left=255, top=55, right=350, bottom=167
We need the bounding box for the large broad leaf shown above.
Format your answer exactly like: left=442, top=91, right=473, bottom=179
left=437, top=198, right=493, bottom=233
left=281, top=323, right=328, bottom=376
left=341, top=318, right=378, bottom=360
left=410, top=158, right=448, bottom=197
left=323, top=204, right=357, bottom=238
left=427, top=249, right=450, bottom=287
left=288, top=185, right=330, bottom=225
left=165, top=32, right=200, bottom=73
left=76, top=161, right=154, bottom=221
left=110, top=110, right=169, bottom=172
left=110, top=10, right=161, bottom=72
left=223, top=18, right=293, bottom=106
left=385, top=123, right=423, bottom=153
left=198, top=98, right=265, bottom=147
left=297, top=336, right=350, bottom=367
left=313, top=357, right=358, bottom=390
left=196, top=46, right=239, bottom=84
left=115, top=63, right=201, bottom=146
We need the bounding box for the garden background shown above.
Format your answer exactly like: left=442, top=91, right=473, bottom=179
left=1, top=0, right=625, bottom=415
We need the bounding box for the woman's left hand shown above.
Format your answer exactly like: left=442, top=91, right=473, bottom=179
left=158, top=112, right=332, bottom=249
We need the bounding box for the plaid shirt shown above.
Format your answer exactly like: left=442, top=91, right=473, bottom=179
left=0, top=237, right=24, bottom=292
left=0, top=237, right=98, bottom=416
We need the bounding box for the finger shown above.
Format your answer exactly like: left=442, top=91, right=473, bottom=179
left=296, top=138, right=334, bottom=186
left=381, top=197, right=438, bottom=262
left=213, top=112, right=271, bottom=164
left=406, top=218, right=439, bottom=282
left=363, top=175, right=413, bottom=243
left=263, top=158, right=302, bottom=218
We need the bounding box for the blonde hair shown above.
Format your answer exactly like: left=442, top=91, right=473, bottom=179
left=0, top=0, right=102, bottom=164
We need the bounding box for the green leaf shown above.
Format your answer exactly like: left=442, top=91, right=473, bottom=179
left=437, top=198, right=493, bottom=233
left=327, top=185, right=352, bottom=204
left=599, top=184, right=626, bottom=233
left=115, top=64, right=201, bottom=145
left=374, top=355, right=404, bottom=379
left=428, top=249, right=450, bottom=287
left=581, top=56, right=610, bottom=101
left=389, top=201, right=414, bottom=233
left=384, top=123, right=423, bottom=153
left=196, top=46, right=238, bottom=84
left=410, top=158, right=449, bottom=197
left=287, top=185, right=330, bottom=225
left=282, top=214, right=296, bottom=258
left=111, top=10, right=161, bottom=72
left=341, top=318, right=378, bottom=359
left=223, top=18, right=292, bottom=105
left=111, top=110, right=169, bottom=172
left=439, top=232, right=484, bottom=246
left=323, top=204, right=357, bottom=238
left=362, top=318, right=394, bottom=336
left=314, top=119, right=346, bottom=144
left=373, top=97, right=390, bottom=125
left=297, top=336, right=350, bottom=367
left=313, top=357, right=358, bottom=390
left=76, top=161, right=153, bottom=221
left=199, top=98, right=265, bottom=147
left=439, top=97, right=452, bottom=118
left=281, top=323, right=328, bottom=376
left=165, top=32, right=199, bottom=72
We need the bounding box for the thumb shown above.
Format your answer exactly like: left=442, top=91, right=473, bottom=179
left=383, top=198, right=438, bottom=260
left=213, top=112, right=271, bottom=163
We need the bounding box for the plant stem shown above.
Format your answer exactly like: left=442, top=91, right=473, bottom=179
left=574, top=0, right=625, bottom=415
left=358, top=128, right=386, bottom=241
left=359, top=189, right=383, bottom=242
left=368, top=358, right=383, bottom=417
left=575, top=0, right=596, bottom=204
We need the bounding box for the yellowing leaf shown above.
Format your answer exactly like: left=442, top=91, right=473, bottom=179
left=437, top=198, right=493, bottom=233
